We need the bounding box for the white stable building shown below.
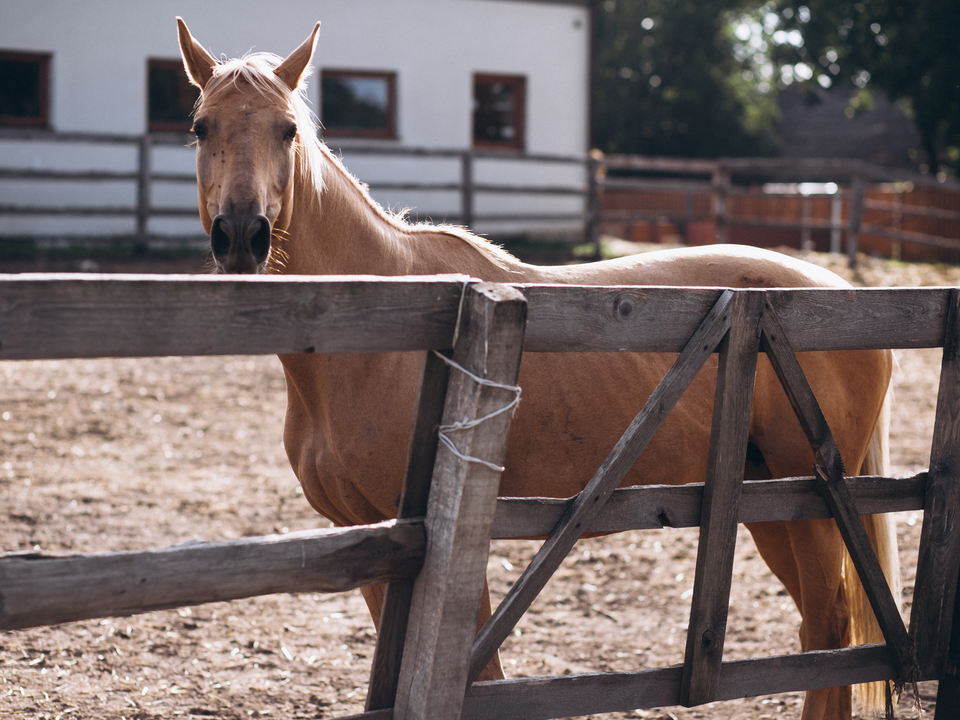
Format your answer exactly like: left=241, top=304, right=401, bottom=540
left=0, top=0, right=593, bottom=244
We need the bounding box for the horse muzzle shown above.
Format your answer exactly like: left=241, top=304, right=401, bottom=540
left=210, top=213, right=272, bottom=274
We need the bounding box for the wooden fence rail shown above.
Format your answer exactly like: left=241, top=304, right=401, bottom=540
left=3, top=274, right=960, bottom=718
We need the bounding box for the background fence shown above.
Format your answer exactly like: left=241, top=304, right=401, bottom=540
left=2, top=128, right=960, bottom=265
left=599, top=155, right=960, bottom=265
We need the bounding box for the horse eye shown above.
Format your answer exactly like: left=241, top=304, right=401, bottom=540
left=192, top=122, right=208, bottom=141
left=283, top=124, right=298, bottom=143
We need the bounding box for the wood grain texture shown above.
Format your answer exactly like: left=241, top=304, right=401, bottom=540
left=911, top=289, right=960, bottom=678
left=0, top=274, right=470, bottom=359
left=491, top=474, right=927, bottom=538
left=518, top=285, right=722, bottom=352
left=469, top=290, right=736, bottom=684
left=0, top=521, right=424, bottom=631
left=1, top=277, right=951, bottom=361
left=393, top=283, right=527, bottom=720
left=680, top=291, right=763, bottom=706
left=366, top=350, right=453, bottom=711
left=519, top=285, right=950, bottom=353
left=461, top=644, right=897, bottom=720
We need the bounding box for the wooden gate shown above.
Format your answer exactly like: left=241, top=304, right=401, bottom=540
left=2, top=273, right=960, bottom=719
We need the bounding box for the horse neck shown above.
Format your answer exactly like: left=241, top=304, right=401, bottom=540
left=277, top=142, right=529, bottom=281
left=274, top=146, right=407, bottom=276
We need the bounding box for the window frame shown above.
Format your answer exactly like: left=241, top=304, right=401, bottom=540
left=472, top=73, right=526, bottom=152
left=0, top=50, right=51, bottom=128
left=320, top=69, right=397, bottom=140
left=147, top=58, right=200, bottom=133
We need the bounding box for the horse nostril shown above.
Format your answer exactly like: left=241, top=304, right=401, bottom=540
left=210, top=216, right=231, bottom=261
left=250, top=216, right=272, bottom=264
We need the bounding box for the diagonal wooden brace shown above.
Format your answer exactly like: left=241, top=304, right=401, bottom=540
left=759, top=301, right=914, bottom=679
left=468, top=289, right=737, bottom=684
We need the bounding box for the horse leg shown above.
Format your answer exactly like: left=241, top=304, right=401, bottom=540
left=747, top=519, right=851, bottom=720
left=744, top=445, right=851, bottom=720
left=359, top=580, right=505, bottom=682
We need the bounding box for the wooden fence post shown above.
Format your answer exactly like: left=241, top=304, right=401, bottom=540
left=934, top=577, right=960, bottom=719
left=800, top=195, right=812, bottom=250
left=136, top=133, right=151, bottom=252
left=847, top=175, right=865, bottom=268
left=392, top=282, right=527, bottom=720
left=912, top=289, right=960, bottom=681
left=586, top=150, right=603, bottom=259
left=366, top=349, right=454, bottom=711
left=830, top=193, right=843, bottom=255
left=461, top=151, right=475, bottom=230
left=712, top=167, right=730, bottom=244
left=679, top=290, right=763, bottom=706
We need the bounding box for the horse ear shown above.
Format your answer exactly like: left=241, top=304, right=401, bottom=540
left=275, top=22, right=321, bottom=91
left=177, top=17, right=217, bottom=90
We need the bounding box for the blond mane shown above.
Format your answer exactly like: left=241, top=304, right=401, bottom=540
left=200, top=52, right=515, bottom=270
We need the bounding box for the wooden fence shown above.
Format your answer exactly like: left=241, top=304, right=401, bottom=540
left=599, top=155, right=960, bottom=265
left=0, top=129, right=587, bottom=246
left=6, top=129, right=960, bottom=266
left=4, top=273, right=960, bottom=718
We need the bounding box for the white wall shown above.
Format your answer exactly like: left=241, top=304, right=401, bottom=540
left=0, top=0, right=590, bottom=240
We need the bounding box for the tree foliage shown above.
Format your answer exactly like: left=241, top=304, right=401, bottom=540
left=592, top=0, right=782, bottom=158
left=772, top=0, right=960, bottom=174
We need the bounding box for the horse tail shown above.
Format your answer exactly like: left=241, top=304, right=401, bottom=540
left=844, top=385, right=902, bottom=715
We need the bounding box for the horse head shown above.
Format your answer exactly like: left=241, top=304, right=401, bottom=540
left=177, top=18, right=320, bottom=274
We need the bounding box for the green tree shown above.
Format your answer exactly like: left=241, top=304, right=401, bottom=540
left=592, top=0, right=782, bottom=158
left=773, top=0, right=960, bottom=175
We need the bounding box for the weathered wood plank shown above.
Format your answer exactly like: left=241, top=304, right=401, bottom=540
left=763, top=287, right=949, bottom=351
left=366, top=349, right=453, bottom=710
left=0, top=274, right=470, bottom=359
left=491, top=474, right=927, bottom=538
left=468, top=290, right=736, bottom=683
left=518, top=285, right=722, bottom=352
left=0, top=521, right=424, bottom=630
left=519, top=286, right=950, bottom=353
left=0, top=277, right=951, bottom=359
left=680, top=291, right=763, bottom=706
left=461, top=644, right=897, bottom=720
left=393, top=283, right=527, bottom=720
left=912, top=289, right=960, bottom=678
left=760, top=305, right=912, bottom=675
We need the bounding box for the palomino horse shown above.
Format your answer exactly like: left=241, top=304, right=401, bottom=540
left=177, top=19, right=899, bottom=720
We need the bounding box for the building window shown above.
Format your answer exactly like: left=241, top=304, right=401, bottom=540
left=0, top=51, right=50, bottom=128
left=473, top=74, right=525, bottom=151
left=148, top=59, right=200, bottom=132
left=321, top=70, right=396, bottom=139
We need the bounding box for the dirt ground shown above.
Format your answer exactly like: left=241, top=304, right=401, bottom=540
left=0, top=246, right=957, bottom=719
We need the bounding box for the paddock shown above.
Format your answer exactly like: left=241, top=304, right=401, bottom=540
left=0, top=252, right=957, bottom=719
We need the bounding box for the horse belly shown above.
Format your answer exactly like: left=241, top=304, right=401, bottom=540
left=500, top=353, right=717, bottom=498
